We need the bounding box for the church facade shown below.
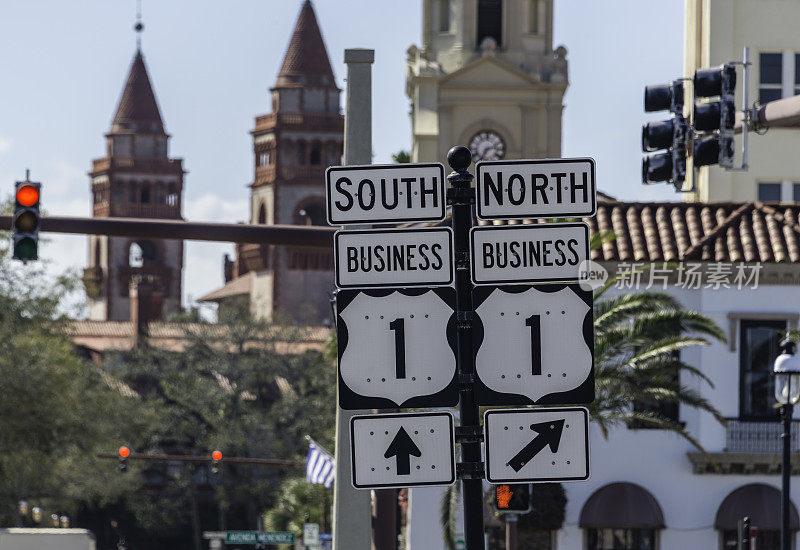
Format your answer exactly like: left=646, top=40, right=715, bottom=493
left=406, top=0, right=568, bottom=164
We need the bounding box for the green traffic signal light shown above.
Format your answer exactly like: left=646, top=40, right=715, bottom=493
left=13, top=237, right=37, bottom=261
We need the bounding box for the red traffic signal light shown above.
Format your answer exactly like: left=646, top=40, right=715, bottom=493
left=211, top=450, right=222, bottom=461
left=118, top=446, right=131, bottom=458
left=493, top=484, right=532, bottom=514
left=16, top=184, right=40, bottom=207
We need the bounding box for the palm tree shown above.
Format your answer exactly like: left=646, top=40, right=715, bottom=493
left=440, top=279, right=727, bottom=548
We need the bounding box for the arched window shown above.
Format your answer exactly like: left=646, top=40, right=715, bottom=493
left=128, top=182, right=138, bottom=203
left=297, top=141, right=307, bottom=165
left=326, top=142, right=340, bottom=166
left=716, top=484, right=799, bottom=548
left=296, top=201, right=327, bottom=226
left=129, top=240, right=160, bottom=267
left=167, top=184, right=178, bottom=207
left=141, top=184, right=151, bottom=204
left=477, top=0, right=503, bottom=48
left=284, top=142, right=295, bottom=166
left=581, top=483, right=664, bottom=550
left=310, top=143, right=321, bottom=165
left=154, top=186, right=165, bottom=205
left=258, top=203, right=267, bottom=224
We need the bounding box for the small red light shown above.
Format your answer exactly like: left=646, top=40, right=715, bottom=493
left=118, top=446, right=130, bottom=458
left=16, top=185, right=39, bottom=207
left=212, top=450, right=222, bottom=461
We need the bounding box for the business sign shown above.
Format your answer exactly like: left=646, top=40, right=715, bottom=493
left=470, top=222, right=589, bottom=285
left=337, top=287, right=458, bottom=409
left=224, top=531, right=295, bottom=544
left=350, top=411, right=456, bottom=489
left=484, top=407, right=590, bottom=484
left=476, top=158, right=596, bottom=220
left=473, top=284, right=593, bottom=406
left=326, top=163, right=446, bottom=225
left=334, top=227, right=454, bottom=288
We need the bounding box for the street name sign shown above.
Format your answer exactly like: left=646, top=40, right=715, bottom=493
left=472, top=284, right=594, bottom=405
left=476, top=158, right=596, bottom=220
left=336, top=287, right=458, bottom=409
left=350, top=411, right=456, bottom=489
left=470, top=222, right=589, bottom=285
left=484, top=407, right=590, bottom=484
left=326, top=163, right=446, bottom=225
left=334, top=227, right=454, bottom=289
left=224, top=531, right=295, bottom=544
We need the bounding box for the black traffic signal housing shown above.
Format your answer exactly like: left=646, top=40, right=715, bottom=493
left=211, top=450, right=222, bottom=475
left=493, top=484, right=532, bottom=514
left=642, top=79, right=688, bottom=189
left=12, top=178, right=41, bottom=262
left=118, top=446, right=130, bottom=473
left=692, top=63, right=737, bottom=169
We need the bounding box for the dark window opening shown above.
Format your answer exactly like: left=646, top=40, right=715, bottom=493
left=740, top=319, right=786, bottom=419
left=129, top=240, right=160, bottom=268
left=258, top=203, right=267, bottom=224
left=297, top=141, right=307, bottom=165
left=141, top=186, right=151, bottom=204
left=758, top=182, right=782, bottom=202
left=310, top=145, right=321, bottom=165
left=477, top=0, right=503, bottom=48
left=586, top=528, right=656, bottom=550
left=297, top=203, right=326, bottom=226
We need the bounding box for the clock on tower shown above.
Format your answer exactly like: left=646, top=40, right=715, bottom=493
left=469, top=130, right=506, bottom=163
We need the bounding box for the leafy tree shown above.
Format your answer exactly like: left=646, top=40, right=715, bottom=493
left=392, top=150, right=411, bottom=164
left=262, top=477, right=332, bottom=539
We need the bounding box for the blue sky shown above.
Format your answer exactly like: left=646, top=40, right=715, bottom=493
left=0, top=0, right=684, bottom=313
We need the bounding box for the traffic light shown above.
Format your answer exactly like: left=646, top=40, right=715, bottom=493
left=118, top=446, right=130, bottom=473
left=692, top=63, right=737, bottom=169
left=492, top=484, right=531, bottom=514
left=211, top=450, right=222, bottom=474
left=642, top=80, right=688, bottom=188
left=12, top=176, right=41, bottom=262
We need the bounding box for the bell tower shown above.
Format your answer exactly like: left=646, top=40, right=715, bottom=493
left=221, top=0, right=343, bottom=323
left=406, top=0, right=568, bottom=163
left=82, top=44, right=185, bottom=322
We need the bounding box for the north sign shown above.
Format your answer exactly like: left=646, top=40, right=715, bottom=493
left=470, top=222, right=589, bottom=285
left=336, top=287, right=458, bottom=409
left=472, top=284, right=594, bottom=406
left=326, top=163, right=446, bottom=225
left=350, top=411, right=455, bottom=489
left=484, top=407, right=590, bottom=484
left=476, top=158, right=596, bottom=220
left=334, top=227, right=454, bottom=289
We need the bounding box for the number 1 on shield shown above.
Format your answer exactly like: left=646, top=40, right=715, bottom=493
left=525, top=314, right=542, bottom=375
left=389, top=318, right=406, bottom=379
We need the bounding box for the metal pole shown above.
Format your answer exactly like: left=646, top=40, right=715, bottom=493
left=505, top=514, right=518, bottom=550
left=741, top=47, right=749, bottom=171
left=782, top=403, right=792, bottom=550
left=447, top=145, right=485, bottom=550
left=332, top=47, right=374, bottom=550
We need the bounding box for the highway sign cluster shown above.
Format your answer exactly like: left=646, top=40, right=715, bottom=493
left=327, top=157, right=595, bottom=493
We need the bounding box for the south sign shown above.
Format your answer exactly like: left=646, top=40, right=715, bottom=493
left=326, top=163, right=446, bottom=225
left=476, top=158, right=596, bottom=220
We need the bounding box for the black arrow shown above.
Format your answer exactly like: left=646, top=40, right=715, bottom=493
left=507, top=419, right=565, bottom=472
left=384, top=427, right=422, bottom=475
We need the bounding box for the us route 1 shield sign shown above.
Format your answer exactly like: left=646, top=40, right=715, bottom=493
left=476, top=158, right=596, bottom=220
left=472, top=284, right=594, bottom=406
left=484, top=407, right=590, bottom=484
left=336, top=287, right=458, bottom=409
left=334, top=227, right=454, bottom=289
left=350, top=411, right=456, bottom=489
left=326, top=163, right=446, bottom=225
left=470, top=222, right=589, bottom=285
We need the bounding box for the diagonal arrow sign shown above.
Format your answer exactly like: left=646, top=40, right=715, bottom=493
left=384, top=426, right=422, bottom=475
left=507, top=419, right=565, bottom=472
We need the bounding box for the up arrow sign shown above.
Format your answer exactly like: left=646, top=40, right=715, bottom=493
left=507, top=419, right=564, bottom=472
left=384, top=427, right=422, bottom=475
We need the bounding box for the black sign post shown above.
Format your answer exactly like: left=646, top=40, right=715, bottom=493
left=446, top=146, right=486, bottom=550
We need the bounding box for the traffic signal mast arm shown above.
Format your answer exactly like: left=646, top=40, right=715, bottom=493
left=734, top=93, right=800, bottom=132
left=98, top=451, right=302, bottom=466
left=0, top=215, right=336, bottom=247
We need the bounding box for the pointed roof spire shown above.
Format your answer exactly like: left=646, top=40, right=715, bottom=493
left=276, top=0, right=337, bottom=88
left=111, top=49, right=165, bottom=133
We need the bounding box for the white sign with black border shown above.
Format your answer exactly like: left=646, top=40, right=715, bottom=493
left=470, top=222, right=589, bottom=285
left=472, top=284, right=594, bottom=406
left=336, top=287, right=458, bottom=410
left=326, top=163, right=446, bottom=225
left=350, top=411, right=456, bottom=490
left=484, top=407, right=589, bottom=484
left=476, top=158, right=596, bottom=220
left=334, top=227, right=454, bottom=289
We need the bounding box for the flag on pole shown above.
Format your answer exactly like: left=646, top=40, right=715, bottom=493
left=306, top=439, right=335, bottom=488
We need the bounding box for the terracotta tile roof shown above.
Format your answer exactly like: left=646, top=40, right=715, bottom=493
left=428, top=201, right=800, bottom=264
left=111, top=49, right=164, bottom=132
left=197, top=272, right=253, bottom=303
left=276, top=1, right=336, bottom=88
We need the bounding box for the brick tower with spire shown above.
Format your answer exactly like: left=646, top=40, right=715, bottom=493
left=82, top=47, right=185, bottom=322
left=204, top=0, right=342, bottom=323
